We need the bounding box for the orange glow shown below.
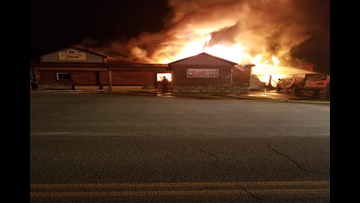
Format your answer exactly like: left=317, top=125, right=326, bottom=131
left=160, top=34, right=249, bottom=64
left=272, top=56, right=280, bottom=67
left=81, top=0, right=322, bottom=86
left=158, top=34, right=289, bottom=86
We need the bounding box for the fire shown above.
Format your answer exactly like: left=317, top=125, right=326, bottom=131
left=80, top=0, right=322, bottom=86
left=272, top=56, right=280, bottom=67
left=160, top=34, right=248, bottom=64
left=160, top=34, right=285, bottom=86
left=204, top=44, right=246, bottom=64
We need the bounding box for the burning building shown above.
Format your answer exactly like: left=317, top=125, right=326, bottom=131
left=31, top=47, right=170, bottom=91
left=170, top=53, right=254, bottom=95
left=31, top=0, right=328, bottom=93
left=30, top=47, right=253, bottom=95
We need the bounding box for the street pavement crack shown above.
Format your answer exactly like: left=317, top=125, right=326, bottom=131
left=239, top=185, right=262, bottom=203
left=192, top=145, right=262, bottom=203
left=193, top=145, right=219, bottom=168
left=267, top=145, right=329, bottom=176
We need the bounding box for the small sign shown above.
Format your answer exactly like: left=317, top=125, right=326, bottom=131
left=59, top=50, right=87, bottom=61
left=187, top=69, right=219, bottom=78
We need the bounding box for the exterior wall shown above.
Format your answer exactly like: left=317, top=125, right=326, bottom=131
left=37, top=70, right=109, bottom=90
left=172, top=65, right=233, bottom=95
left=112, top=71, right=155, bottom=86
left=232, top=65, right=253, bottom=93
left=170, top=53, right=253, bottom=95
left=34, top=66, right=169, bottom=90
left=37, top=70, right=155, bottom=89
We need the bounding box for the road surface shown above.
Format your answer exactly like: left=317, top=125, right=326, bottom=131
left=30, top=92, right=330, bottom=202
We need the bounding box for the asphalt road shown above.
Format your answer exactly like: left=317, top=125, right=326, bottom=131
left=30, top=92, right=330, bottom=203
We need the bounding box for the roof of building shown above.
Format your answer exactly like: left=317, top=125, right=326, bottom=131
left=39, top=46, right=108, bottom=59
left=169, top=52, right=239, bottom=66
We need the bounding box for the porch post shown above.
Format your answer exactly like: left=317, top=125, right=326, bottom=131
left=108, top=67, right=112, bottom=91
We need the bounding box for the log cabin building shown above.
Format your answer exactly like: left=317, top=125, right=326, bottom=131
left=170, top=53, right=254, bottom=95
left=30, top=47, right=254, bottom=95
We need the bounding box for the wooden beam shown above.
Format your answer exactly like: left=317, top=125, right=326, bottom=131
left=108, top=68, right=113, bottom=91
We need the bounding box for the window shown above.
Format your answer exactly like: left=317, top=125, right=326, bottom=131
left=305, top=74, right=327, bottom=81
left=157, top=73, right=172, bottom=81
left=57, top=73, right=71, bottom=81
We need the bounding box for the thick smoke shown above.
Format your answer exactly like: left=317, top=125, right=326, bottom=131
left=80, top=0, right=328, bottom=65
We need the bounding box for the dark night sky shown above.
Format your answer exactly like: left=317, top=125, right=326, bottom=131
left=30, top=0, right=170, bottom=55
left=30, top=0, right=330, bottom=74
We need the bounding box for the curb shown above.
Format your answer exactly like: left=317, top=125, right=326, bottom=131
left=226, top=95, right=330, bottom=104
left=287, top=100, right=331, bottom=104
left=31, top=90, right=330, bottom=104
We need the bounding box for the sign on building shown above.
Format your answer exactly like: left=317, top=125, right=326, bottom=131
left=187, top=69, right=219, bottom=78
left=59, top=50, right=87, bottom=61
